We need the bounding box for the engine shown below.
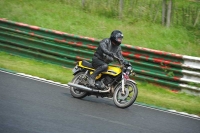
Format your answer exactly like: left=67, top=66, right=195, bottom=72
left=102, top=75, right=114, bottom=85
left=95, top=61, right=133, bottom=90
left=95, top=75, right=114, bottom=90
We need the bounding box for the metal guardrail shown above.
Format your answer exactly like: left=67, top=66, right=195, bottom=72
left=0, top=18, right=200, bottom=94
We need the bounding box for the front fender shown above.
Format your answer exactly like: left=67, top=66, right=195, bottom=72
left=127, top=79, right=137, bottom=85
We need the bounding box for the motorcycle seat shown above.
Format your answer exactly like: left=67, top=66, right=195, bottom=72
left=82, top=60, right=94, bottom=69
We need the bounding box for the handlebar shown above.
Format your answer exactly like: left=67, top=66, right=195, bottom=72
left=113, top=56, right=135, bottom=76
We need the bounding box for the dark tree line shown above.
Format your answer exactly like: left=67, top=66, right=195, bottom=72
left=80, top=0, right=199, bottom=28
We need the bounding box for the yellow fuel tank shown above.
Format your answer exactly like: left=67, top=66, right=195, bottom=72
left=78, top=61, right=121, bottom=79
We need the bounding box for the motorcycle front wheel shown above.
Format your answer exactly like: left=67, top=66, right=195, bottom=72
left=113, top=80, right=138, bottom=108
left=70, top=72, right=88, bottom=99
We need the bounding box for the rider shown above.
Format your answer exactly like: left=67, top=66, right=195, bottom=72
left=88, top=30, right=125, bottom=87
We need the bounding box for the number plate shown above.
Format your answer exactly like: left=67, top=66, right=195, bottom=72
left=72, top=65, right=79, bottom=73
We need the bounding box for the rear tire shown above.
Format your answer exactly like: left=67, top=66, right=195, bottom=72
left=113, top=80, right=138, bottom=108
left=70, top=72, right=88, bottom=99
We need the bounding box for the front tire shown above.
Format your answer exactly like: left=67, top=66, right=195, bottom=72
left=70, top=72, right=88, bottom=99
left=113, top=80, right=138, bottom=108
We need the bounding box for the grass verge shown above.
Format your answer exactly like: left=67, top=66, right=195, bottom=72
left=1, top=51, right=200, bottom=116
left=0, top=0, right=199, bottom=57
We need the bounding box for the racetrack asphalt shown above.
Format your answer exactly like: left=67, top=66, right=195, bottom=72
left=0, top=71, right=199, bottom=133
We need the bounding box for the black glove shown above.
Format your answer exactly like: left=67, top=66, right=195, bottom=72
left=123, top=60, right=131, bottom=66
left=110, top=53, right=117, bottom=59
left=103, top=53, right=114, bottom=63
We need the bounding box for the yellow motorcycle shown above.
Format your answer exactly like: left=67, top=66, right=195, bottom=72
left=68, top=58, right=138, bottom=108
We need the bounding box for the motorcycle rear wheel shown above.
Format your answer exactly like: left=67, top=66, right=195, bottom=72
left=70, top=72, right=88, bottom=99
left=113, top=80, right=138, bottom=108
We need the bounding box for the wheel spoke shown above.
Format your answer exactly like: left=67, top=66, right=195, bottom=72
left=70, top=72, right=88, bottom=99
left=117, top=85, right=135, bottom=103
left=113, top=81, right=138, bottom=108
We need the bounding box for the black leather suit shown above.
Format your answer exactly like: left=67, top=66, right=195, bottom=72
left=91, top=38, right=124, bottom=79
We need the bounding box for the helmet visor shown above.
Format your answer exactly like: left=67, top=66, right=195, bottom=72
left=117, top=37, right=123, bottom=42
left=116, top=33, right=123, bottom=38
left=116, top=33, right=123, bottom=42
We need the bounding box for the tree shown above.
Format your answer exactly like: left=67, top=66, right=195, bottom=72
left=162, top=0, right=166, bottom=26
left=162, top=0, right=173, bottom=27
left=82, top=0, right=85, bottom=8
left=119, top=0, right=123, bottom=19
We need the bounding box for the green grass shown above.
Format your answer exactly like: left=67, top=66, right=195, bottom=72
left=138, top=81, right=200, bottom=115
left=0, top=0, right=199, bottom=56
left=0, top=52, right=72, bottom=84
left=1, top=51, right=200, bottom=116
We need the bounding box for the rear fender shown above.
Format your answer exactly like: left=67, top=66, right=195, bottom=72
left=73, top=69, right=82, bottom=75
left=73, top=65, right=83, bottom=75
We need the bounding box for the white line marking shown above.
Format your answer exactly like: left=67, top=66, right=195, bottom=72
left=82, top=114, right=133, bottom=127
left=134, top=103, right=200, bottom=120
left=0, top=70, right=70, bottom=89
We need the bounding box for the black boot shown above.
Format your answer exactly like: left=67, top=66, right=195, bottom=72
left=88, top=64, right=108, bottom=87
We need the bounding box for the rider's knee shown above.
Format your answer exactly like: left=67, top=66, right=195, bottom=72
left=101, top=64, right=108, bottom=72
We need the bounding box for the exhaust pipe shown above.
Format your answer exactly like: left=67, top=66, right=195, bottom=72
left=68, top=82, right=99, bottom=93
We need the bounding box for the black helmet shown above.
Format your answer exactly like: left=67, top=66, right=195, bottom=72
left=110, top=30, right=123, bottom=46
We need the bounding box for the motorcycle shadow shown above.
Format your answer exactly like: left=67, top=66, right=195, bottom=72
left=62, top=92, right=115, bottom=108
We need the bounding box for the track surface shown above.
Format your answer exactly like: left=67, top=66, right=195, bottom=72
left=0, top=71, right=199, bottom=133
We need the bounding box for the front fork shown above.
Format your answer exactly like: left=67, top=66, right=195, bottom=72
left=121, top=73, right=125, bottom=95
left=121, top=72, right=130, bottom=95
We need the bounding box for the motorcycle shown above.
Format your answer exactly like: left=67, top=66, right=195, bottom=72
left=68, top=56, right=138, bottom=108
